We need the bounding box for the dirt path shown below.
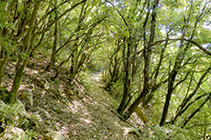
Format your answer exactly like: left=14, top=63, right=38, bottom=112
left=3, top=61, right=141, bottom=139
left=61, top=73, right=139, bottom=140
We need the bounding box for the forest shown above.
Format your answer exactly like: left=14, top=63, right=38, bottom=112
left=0, top=0, right=211, bottom=139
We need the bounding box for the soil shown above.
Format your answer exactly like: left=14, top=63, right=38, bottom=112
left=2, top=60, right=144, bottom=140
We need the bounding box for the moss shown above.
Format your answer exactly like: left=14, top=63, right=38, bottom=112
left=0, top=88, right=9, bottom=103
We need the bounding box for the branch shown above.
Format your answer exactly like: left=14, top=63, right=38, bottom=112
left=134, top=38, right=211, bottom=57
left=173, top=70, right=192, bottom=89
left=104, top=0, right=131, bottom=36
left=180, top=92, right=211, bottom=128
left=36, top=0, right=87, bottom=35
left=36, top=0, right=69, bottom=26
left=186, top=123, right=211, bottom=129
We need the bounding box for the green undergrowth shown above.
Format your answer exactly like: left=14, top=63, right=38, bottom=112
left=0, top=70, right=204, bottom=140
left=0, top=100, right=40, bottom=139
left=141, top=124, right=196, bottom=140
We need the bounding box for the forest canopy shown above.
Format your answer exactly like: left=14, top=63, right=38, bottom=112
left=0, top=0, right=211, bottom=139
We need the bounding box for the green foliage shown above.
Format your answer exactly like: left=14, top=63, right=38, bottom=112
left=0, top=2, right=10, bottom=29
left=24, top=129, right=39, bottom=140
left=0, top=0, right=210, bottom=138
left=0, top=100, right=26, bottom=127
left=0, top=34, right=16, bottom=52
left=79, top=71, right=94, bottom=89
left=87, top=59, right=103, bottom=72
left=0, top=100, right=41, bottom=139
left=0, top=2, right=17, bottom=34
left=142, top=125, right=195, bottom=140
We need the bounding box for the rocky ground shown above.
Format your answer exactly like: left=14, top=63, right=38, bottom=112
left=1, top=60, right=145, bottom=140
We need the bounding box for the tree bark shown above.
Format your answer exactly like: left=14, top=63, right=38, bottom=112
left=7, top=0, right=41, bottom=103
left=45, top=0, right=58, bottom=71
left=160, top=38, right=187, bottom=126
left=171, top=66, right=211, bottom=124
left=123, top=0, right=159, bottom=119
left=180, top=92, right=211, bottom=128
left=117, top=38, right=131, bottom=115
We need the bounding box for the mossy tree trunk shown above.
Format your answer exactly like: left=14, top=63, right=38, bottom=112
left=48, top=1, right=106, bottom=81
left=160, top=7, right=204, bottom=125
left=117, top=37, right=131, bottom=115
left=0, top=1, right=18, bottom=88
left=0, top=53, right=9, bottom=88
left=170, top=66, right=211, bottom=124
left=6, top=0, right=87, bottom=103
left=7, top=0, right=41, bottom=104
left=45, top=0, right=58, bottom=71
left=123, top=0, right=159, bottom=119
left=180, top=92, right=211, bottom=128
left=104, top=38, right=122, bottom=92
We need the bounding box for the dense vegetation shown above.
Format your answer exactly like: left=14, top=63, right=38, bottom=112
left=0, top=0, right=211, bottom=139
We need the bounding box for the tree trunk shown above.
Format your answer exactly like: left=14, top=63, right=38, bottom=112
left=45, top=0, right=58, bottom=71
left=180, top=92, right=211, bottom=128
left=0, top=53, right=9, bottom=87
left=123, top=0, right=159, bottom=119
left=171, top=66, right=211, bottom=124
left=7, top=63, right=24, bottom=103
left=117, top=38, right=131, bottom=115
left=160, top=72, right=176, bottom=126
left=160, top=9, right=203, bottom=125
left=7, top=1, right=41, bottom=103
left=0, top=28, right=11, bottom=87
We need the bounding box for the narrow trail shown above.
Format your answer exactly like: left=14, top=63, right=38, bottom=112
left=3, top=61, right=141, bottom=139
left=63, top=73, right=140, bottom=139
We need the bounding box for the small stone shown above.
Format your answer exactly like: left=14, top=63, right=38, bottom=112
left=5, top=126, right=26, bottom=140
left=43, top=131, right=64, bottom=140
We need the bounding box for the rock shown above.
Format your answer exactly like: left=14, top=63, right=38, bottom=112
left=5, top=126, right=26, bottom=140
left=43, top=131, right=64, bottom=140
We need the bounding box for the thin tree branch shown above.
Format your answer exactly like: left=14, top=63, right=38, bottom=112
left=134, top=38, right=211, bottom=57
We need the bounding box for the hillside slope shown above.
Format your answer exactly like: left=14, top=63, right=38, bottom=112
left=0, top=61, right=142, bottom=140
